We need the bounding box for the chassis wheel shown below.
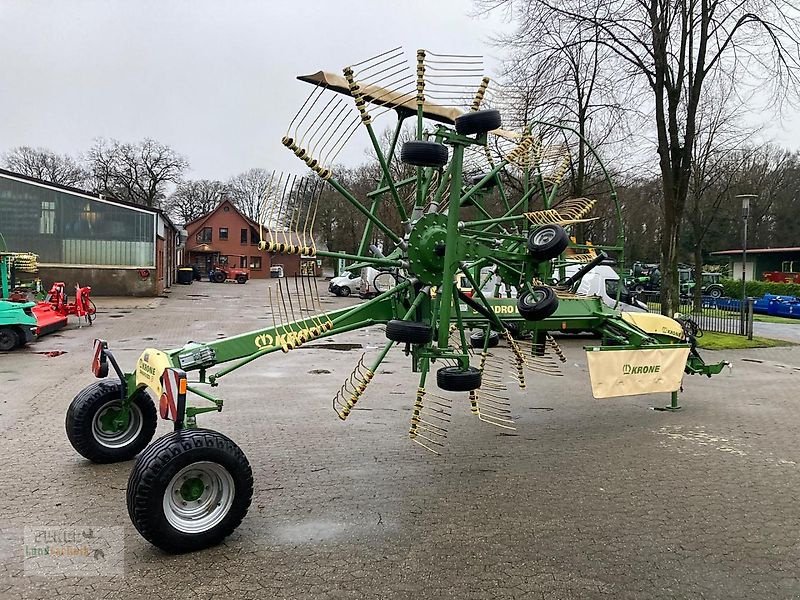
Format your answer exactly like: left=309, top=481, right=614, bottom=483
left=469, top=330, right=500, bottom=349
left=468, top=172, right=498, bottom=189
left=66, top=380, right=157, bottom=463
left=400, top=141, right=449, bottom=167
left=708, top=286, right=723, bottom=299
left=455, top=109, right=502, bottom=135
left=236, top=275, right=247, bottom=284
left=85, top=299, right=97, bottom=324
left=527, top=225, right=569, bottom=261
left=339, top=286, right=351, bottom=297
left=212, top=271, right=226, bottom=283
left=437, top=366, right=482, bottom=392
left=385, top=320, right=433, bottom=344
left=0, top=327, right=20, bottom=351
left=502, top=321, right=524, bottom=339
left=517, top=286, right=559, bottom=321
left=126, top=428, right=253, bottom=553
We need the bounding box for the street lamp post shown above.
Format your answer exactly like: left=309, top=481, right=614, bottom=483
left=736, top=194, right=757, bottom=335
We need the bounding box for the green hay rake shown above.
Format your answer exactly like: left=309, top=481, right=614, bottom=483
left=64, top=48, right=727, bottom=553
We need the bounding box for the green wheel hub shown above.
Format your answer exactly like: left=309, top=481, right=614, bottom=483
left=407, top=213, right=449, bottom=285
left=179, top=477, right=206, bottom=502
left=97, top=405, right=129, bottom=433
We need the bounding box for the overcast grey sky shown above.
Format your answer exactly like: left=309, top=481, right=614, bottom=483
left=0, top=0, right=512, bottom=181
left=3, top=0, right=798, bottom=185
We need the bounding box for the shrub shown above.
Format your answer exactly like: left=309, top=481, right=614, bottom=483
left=720, top=278, right=800, bottom=299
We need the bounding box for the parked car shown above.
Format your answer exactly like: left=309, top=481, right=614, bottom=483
left=328, top=271, right=361, bottom=297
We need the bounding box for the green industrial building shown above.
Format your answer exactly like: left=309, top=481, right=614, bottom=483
left=0, top=168, right=180, bottom=295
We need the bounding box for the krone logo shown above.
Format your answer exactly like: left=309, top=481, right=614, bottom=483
left=623, top=363, right=661, bottom=375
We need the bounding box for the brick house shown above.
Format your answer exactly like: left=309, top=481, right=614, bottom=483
left=184, top=200, right=319, bottom=278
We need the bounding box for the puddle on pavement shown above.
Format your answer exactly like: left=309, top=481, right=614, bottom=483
left=300, top=343, right=363, bottom=351
left=272, top=520, right=349, bottom=544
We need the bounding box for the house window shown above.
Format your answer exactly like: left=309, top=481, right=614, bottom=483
left=251, top=229, right=259, bottom=245
left=249, top=256, right=262, bottom=270
left=241, top=228, right=248, bottom=244
left=40, top=201, right=55, bottom=234
left=197, top=227, right=212, bottom=243
left=219, top=227, right=228, bottom=240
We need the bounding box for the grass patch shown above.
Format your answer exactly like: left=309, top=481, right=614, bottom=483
left=752, top=314, right=800, bottom=324
left=696, top=331, right=794, bottom=350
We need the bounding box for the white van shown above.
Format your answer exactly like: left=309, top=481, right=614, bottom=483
left=328, top=271, right=361, bottom=297
left=563, top=263, right=647, bottom=312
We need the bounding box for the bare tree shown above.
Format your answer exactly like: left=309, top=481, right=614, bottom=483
left=684, top=83, right=755, bottom=308
left=166, top=179, right=228, bottom=225
left=87, top=138, right=189, bottom=207
left=226, top=168, right=273, bottom=222
left=726, top=145, right=798, bottom=247
left=2, top=146, right=88, bottom=187
left=480, top=0, right=800, bottom=313
left=496, top=19, right=634, bottom=204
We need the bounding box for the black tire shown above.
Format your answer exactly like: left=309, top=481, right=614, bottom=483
left=502, top=320, right=524, bottom=339
left=454, top=109, right=502, bottom=135
left=708, top=286, right=723, bottom=299
left=65, top=380, right=157, bottom=463
left=0, top=327, right=19, bottom=351
left=400, top=141, right=449, bottom=167
left=86, top=299, right=97, bottom=325
left=212, top=271, right=226, bottom=283
left=634, top=284, right=645, bottom=294
left=527, top=225, right=569, bottom=261
left=236, top=275, right=247, bottom=284
left=385, top=320, right=433, bottom=344
left=468, top=172, right=498, bottom=189
left=469, top=330, right=500, bottom=349
left=126, top=428, right=253, bottom=554
left=517, top=286, right=559, bottom=321
left=13, top=327, right=27, bottom=348
left=339, top=286, right=351, bottom=297
left=436, top=366, right=482, bottom=392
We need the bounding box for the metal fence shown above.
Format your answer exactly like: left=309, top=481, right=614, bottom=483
left=645, top=294, right=754, bottom=338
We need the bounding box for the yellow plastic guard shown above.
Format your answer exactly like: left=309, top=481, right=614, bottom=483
left=136, top=348, right=174, bottom=398
left=620, top=312, right=685, bottom=340
left=586, top=346, right=690, bottom=399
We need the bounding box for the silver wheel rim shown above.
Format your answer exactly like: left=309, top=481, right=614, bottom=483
left=532, top=228, right=556, bottom=246
left=529, top=289, right=546, bottom=305
left=91, top=400, right=143, bottom=448
left=163, top=462, right=235, bottom=534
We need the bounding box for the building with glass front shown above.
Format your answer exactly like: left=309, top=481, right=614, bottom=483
left=0, top=168, right=180, bottom=295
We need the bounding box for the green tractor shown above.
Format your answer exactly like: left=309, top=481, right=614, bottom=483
left=0, top=235, right=38, bottom=351
left=681, top=271, right=724, bottom=299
